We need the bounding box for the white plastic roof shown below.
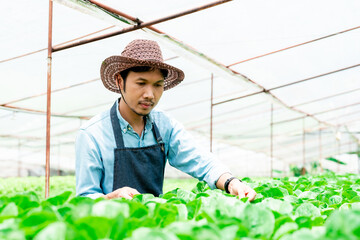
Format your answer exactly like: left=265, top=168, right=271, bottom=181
left=0, top=0, right=359, bottom=177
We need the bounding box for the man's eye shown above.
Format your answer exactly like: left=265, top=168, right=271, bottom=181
left=137, top=82, right=145, bottom=85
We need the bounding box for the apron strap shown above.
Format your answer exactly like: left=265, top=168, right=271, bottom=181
left=152, top=123, right=165, bottom=152
left=110, top=100, right=125, bottom=148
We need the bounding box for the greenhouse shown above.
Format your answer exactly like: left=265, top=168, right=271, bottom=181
left=1, top=0, right=360, bottom=239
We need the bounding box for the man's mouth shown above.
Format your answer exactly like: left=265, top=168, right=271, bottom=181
left=139, top=101, right=154, bottom=109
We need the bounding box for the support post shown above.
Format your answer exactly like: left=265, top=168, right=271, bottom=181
left=45, top=0, right=53, bottom=199
left=348, top=137, right=352, bottom=173
left=319, top=126, right=323, bottom=172
left=57, top=140, right=61, bottom=176
left=358, top=144, right=360, bottom=174
left=337, top=135, right=341, bottom=173
left=302, top=117, right=306, bottom=175
left=17, top=139, right=21, bottom=177
left=270, top=103, right=273, bottom=178
left=210, top=73, right=214, bottom=152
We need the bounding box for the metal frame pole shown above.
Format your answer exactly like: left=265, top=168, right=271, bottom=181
left=348, top=137, right=352, bottom=172
left=302, top=117, right=306, bottom=169
left=45, top=0, right=53, bottom=199
left=319, top=126, right=323, bottom=172
left=358, top=144, right=360, bottom=174
left=270, top=103, right=273, bottom=178
left=57, top=140, right=61, bottom=176
left=210, top=73, right=214, bottom=152
left=17, top=139, right=21, bottom=177
left=337, top=133, right=341, bottom=173
left=227, top=26, right=360, bottom=67
left=53, top=0, right=232, bottom=52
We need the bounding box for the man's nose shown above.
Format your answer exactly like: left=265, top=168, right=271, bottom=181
left=143, top=85, right=154, bottom=99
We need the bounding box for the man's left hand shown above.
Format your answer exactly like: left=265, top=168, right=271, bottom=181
left=228, top=179, right=257, bottom=201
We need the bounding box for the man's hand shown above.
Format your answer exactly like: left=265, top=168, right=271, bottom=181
left=228, top=178, right=257, bottom=202
left=104, top=186, right=140, bottom=200
left=216, top=173, right=257, bottom=202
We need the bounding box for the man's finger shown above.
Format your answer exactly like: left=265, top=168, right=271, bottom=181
left=246, top=191, right=257, bottom=202
left=237, top=191, right=246, bottom=199
left=131, top=189, right=141, bottom=195
left=122, top=193, right=133, bottom=200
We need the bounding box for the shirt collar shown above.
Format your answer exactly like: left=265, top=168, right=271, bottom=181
left=115, top=98, right=153, bottom=133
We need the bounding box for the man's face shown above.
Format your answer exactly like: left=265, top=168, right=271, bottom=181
left=119, top=69, right=164, bottom=116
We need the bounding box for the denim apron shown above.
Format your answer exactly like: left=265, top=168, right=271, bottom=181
left=110, top=101, right=166, bottom=197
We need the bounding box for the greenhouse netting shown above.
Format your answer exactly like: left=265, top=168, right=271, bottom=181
left=0, top=0, right=359, bottom=178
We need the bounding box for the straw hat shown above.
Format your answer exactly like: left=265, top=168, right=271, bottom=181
left=100, top=39, right=185, bottom=92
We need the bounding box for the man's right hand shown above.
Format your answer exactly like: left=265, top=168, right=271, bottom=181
left=104, top=187, right=140, bottom=200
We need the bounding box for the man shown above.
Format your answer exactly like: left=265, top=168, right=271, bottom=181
left=75, top=39, right=256, bottom=201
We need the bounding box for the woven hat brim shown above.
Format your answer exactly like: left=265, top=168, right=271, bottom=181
left=100, top=56, right=185, bottom=93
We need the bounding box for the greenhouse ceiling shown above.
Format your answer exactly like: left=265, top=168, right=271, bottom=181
left=0, top=0, right=359, bottom=176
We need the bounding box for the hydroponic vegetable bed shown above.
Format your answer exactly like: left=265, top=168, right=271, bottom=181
left=1, top=173, right=360, bottom=239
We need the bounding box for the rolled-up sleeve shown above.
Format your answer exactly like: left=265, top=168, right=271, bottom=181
left=166, top=119, right=230, bottom=189
left=75, top=129, right=105, bottom=199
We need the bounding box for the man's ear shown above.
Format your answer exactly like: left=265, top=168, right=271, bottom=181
left=115, top=74, right=124, bottom=91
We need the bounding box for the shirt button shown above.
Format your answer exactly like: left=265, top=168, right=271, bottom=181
left=128, top=127, right=131, bottom=130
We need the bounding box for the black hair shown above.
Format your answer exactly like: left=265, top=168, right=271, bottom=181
left=119, top=66, right=168, bottom=92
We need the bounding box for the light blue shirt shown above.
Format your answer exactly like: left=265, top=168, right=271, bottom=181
left=75, top=100, right=230, bottom=199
